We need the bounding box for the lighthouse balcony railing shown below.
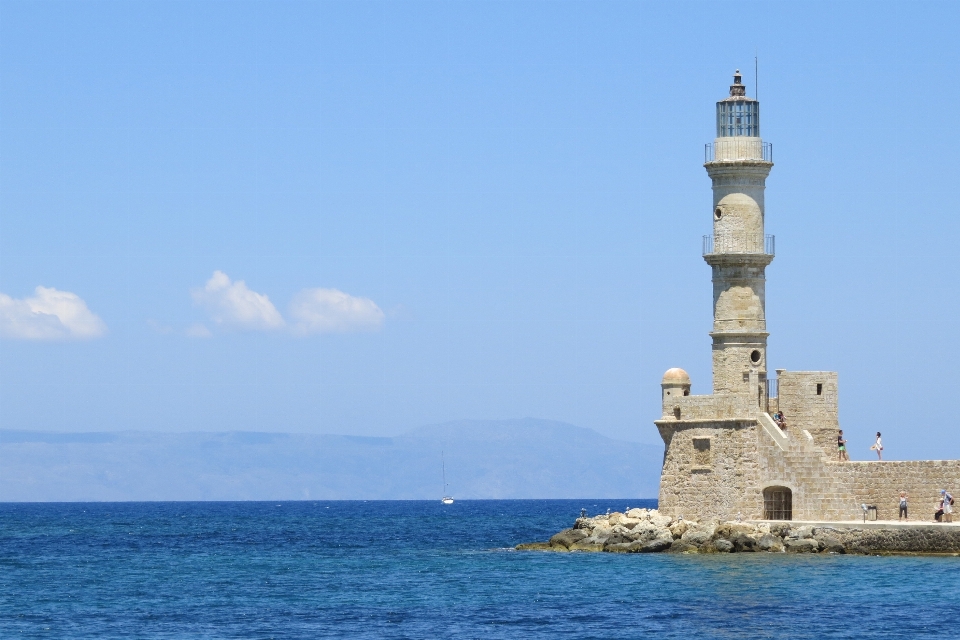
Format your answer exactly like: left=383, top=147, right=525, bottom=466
left=703, top=234, right=775, bottom=256
left=705, top=140, right=773, bottom=163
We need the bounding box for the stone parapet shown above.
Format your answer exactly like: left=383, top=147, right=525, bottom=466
left=659, top=393, right=759, bottom=421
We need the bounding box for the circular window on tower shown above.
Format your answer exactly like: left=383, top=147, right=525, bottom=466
left=750, top=350, right=761, bottom=364
left=714, top=207, right=722, bottom=220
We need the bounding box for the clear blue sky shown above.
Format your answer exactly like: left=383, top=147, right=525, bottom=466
left=2, top=1, right=960, bottom=460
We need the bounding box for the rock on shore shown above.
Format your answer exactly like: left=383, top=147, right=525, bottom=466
left=516, top=509, right=960, bottom=555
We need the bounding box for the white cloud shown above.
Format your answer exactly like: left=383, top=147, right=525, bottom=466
left=192, top=271, right=285, bottom=331
left=0, top=286, right=107, bottom=341
left=184, top=323, right=213, bottom=338
left=290, top=288, right=385, bottom=334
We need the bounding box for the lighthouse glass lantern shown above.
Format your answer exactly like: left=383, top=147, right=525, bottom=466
left=716, top=70, right=759, bottom=137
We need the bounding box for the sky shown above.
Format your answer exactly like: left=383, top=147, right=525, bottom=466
left=2, top=1, right=960, bottom=460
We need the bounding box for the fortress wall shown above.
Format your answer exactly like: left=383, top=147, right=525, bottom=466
left=663, top=394, right=758, bottom=421
left=755, top=430, right=834, bottom=521
left=656, top=420, right=762, bottom=522
left=829, top=461, right=960, bottom=522
left=776, top=371, right=839, bottom=457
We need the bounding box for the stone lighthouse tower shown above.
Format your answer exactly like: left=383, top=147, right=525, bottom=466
left=704, top=70, right=774, bottom=402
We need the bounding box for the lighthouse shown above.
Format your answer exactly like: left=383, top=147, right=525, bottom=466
left=704, top=70, right=774, bottom=402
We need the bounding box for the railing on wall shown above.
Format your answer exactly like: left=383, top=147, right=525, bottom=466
left=703, top=234, right=775, bottom=256
left=705, top=140, right=773, bottom=163
left=765, top=377, right=779, bottom=414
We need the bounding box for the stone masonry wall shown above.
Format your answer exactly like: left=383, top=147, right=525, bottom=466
left=656, top=420, right=762, bottom=522
left=752, top=421, right=960, bottom=521
left=829, top=461, right=960, bottom=522
left=661, top=394, right=758, bottom=421
left=776, top=371, right=839, bottom=457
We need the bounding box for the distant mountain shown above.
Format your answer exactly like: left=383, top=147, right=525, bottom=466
left=0, top=419, right=663, bottom=501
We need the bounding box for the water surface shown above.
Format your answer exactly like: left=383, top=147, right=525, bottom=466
left=1, top=500, right=956, bottom=638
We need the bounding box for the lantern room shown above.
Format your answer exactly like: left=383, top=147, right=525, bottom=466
left=716, top=69, right=759, bottom=138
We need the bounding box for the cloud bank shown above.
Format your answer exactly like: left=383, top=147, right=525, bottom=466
left=0, top=286, right=107, bottom=340
left=192, top=271, right=285, bottom=331
left=290, top=288, right=385, bottom=334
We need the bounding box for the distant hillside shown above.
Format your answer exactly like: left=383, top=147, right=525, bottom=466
left=0, top=419, right=663, bottom=501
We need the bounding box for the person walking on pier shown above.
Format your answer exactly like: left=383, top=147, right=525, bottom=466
left=942, top=489, right=954, bottom=522
left=837, top=430, right=848, bottom=461
left=870, top=432, right=883, bottom=460
left=898, top=491, right=908, bottom=521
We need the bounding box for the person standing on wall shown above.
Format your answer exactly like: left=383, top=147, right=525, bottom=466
left=837, top=430, right=848, bottom=462
left=898, top=491, right=908, bottom=521
left=870, top=432, right=883, bottom=460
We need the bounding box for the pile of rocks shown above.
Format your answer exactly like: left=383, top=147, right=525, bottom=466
left=516, top=508, right=960, bottom=555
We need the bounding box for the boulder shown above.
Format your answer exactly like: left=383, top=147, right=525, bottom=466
left=715, top=523, right=758, bottom=540
left=669, top=520, right=690, bottom=539
left=629, top=522, right=662, bottom=543
left=769, top=523, right=791, bottom=537
left=787, top=525, right=814, bottom=540
left=603, top=533, right=631, bottom=546
left=604, top=540, right=643, bottom=553
left=573, top=517, right=591, bottom=530
left=702, top=539, right=734, bottom=553
left=784, top=538, right=820, bottom=553
left=731, top=533, right=759, bottom=552
left=757, top=534, right=784, bottom=552
left=626, top=508, right=647, bottom=519
left=640, top=537, right=674, bottom=553
left=568, top=540, right=605, bottom=552
left=681, top=523, right=717, bottom=546
left=817, top=536, right=846, bottom=553
left=549, top=528, right=587, bottom=549
left=667, top=540, right=699, bottom=553
left=650, top=513, right=673, bottom=528
left=608, top=512, right=625, bottom=525
left=590, top=525, right=614, bottom=541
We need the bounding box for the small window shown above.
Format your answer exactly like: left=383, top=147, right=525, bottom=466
left=693, top=437, right=711, bottom=467
left=683, top=389, right=690, bottom=396
left=674, top=406, right=681, bottom=419
left=714, top=207, right=722, bottom=220
left=750, top=350, right=761, bottom=363
left=816, top=383, right=823, bottom=395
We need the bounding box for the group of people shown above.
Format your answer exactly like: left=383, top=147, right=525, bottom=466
left=836, top=430, right=884, bottom=461
left=895, top=490, right=954, bottom=522
left=769, top=417, right=884, bottom=461
left=935, top=489, right=955, bottom=522
left=772, top=411, right=787, bottom=429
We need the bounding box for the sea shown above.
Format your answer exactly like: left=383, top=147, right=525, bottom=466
left=2, top=499, right=958, bottom=639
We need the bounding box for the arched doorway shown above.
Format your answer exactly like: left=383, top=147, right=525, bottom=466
left=763, top=486, right=792, bottom=520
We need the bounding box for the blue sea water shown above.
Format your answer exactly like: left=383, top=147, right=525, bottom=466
left=1, top=500, right=959, bottom=638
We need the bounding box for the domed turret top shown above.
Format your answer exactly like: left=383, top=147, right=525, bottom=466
left=662, top=368, right=691, bottom=385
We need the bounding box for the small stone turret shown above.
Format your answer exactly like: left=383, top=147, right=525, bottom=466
left=661, top=368, right=691, bottom=418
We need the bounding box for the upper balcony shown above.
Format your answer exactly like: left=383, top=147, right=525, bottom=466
left=703, top=234, right=775, bottom=257
left=705, top=139, right=773, bottom=163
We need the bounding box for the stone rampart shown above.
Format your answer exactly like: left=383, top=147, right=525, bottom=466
left=831, top=460, right=960, bottom=522
left=661, top=394, right=757, bottom=421
left=655, top=419, right=762, bottom=522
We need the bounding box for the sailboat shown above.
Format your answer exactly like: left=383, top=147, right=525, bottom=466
left=441, top=451, right=454, bottom=504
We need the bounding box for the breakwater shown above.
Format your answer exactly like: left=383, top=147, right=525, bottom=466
left=516, top=508, right=960, bottom=555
